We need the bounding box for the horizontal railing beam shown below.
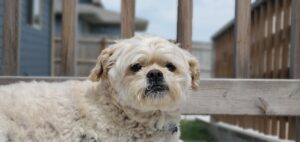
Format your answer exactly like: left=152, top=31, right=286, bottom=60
left=0, top=77, right=299, bottom=116
left=0, top=76, right=85, bottom=85
left=183, top=79, right=300, bottom=116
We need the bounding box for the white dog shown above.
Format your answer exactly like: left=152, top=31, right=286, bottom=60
left=0, top=36, right=200, bottom=142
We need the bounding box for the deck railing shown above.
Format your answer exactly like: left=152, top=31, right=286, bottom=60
left=1, top=0, right=300, bottom=141
left=212, top=0, right=300, bottom=140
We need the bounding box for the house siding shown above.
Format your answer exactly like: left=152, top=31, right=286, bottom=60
left=19, top=0, right=52, bottom=76
left=0, top=0, right=3, bottom=73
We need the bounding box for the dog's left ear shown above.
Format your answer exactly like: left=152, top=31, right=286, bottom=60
left=188, top=56, right=200, bottom=90
left=89, top=46, right=116, bottom=81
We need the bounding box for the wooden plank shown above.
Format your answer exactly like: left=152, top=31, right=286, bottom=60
left=51, top=0, right=55, bottom=76
left=183, top=79, right=300, bottom=116
left=291, top=0, right=300, bottom=141
left=265, top=0, right=274, bottom=78
left=254, top=116, right=259, bottom=131
left=271, top=116, right=278, bottom=136
left=234, top=0, right=251, bottom=78
left=100, top=38, right=107, bottom=51
left=61, top=0, right=77, bottom=76
left=266, top=117, right=272, bottom=135
left=2, top=0, right=20, bottom=75
left=291, top=0, right=300, bottom=79
left=258, top=4, right=267, bottom=78
left=252, top=9, right=259, bottom=78
left=281, top=0, right=291, bottom=78
left=0, top=77, right=85, bottom=85
left=0, top=78, right=299, bottom=116
left=288, top=117, right=296, bottom=140
left=121, top=0, right=135, bottom=38
left=177, top=0, right=193, bottom=51
left=279, top=117, right=287, bottom=139
left=273, top=0, right=282, bottom=78
left=296, top=117, right=300, bottom=142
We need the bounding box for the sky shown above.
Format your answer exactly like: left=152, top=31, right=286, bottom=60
left=102, top=0, right=236, bottom=42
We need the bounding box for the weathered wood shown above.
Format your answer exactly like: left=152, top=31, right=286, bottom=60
left=291, top=0, right=300, bottom=141
left=0, top=78, right=299, bottom=116
left=291, top=0, right=300, bottom=79
left=281, top=0, right=291, bottom=78
left=183, top=79, right=300, bottom=116
left=271, top=117, right=278, bottom=135
left=252, top=9, right=259, bottom=78
left=51, top=0, right=55, bottom=76
left=266, top=0, right=274, bottom=78
left=100, top=38, right=107, bottom=51
left=0, top=77, right=85, bottom=85
left=296, top=117, right=300, bottom=142
left=61, top=0, right=77, bottom=76
left=121, top=0, right=135, bottom=38
left=273, top=0, right=282, bottom=78
left=258, top=4, right=266, bottom=78
left=288, top=117, right=296, bottom=140
left=177, top=0, right=193, bottom=51
left=234, top=0, right=251, bottom=78
left=2, top=0, right=20, bottom=75
left=279, top=117, right=287, bottom=139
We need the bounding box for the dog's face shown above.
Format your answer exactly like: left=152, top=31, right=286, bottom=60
left=89, top=36, right=200, bottom=111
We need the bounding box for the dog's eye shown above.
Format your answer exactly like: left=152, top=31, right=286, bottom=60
left=130, top=63, right=142, bottom=72
left=165, top=63, right=176, bottom=72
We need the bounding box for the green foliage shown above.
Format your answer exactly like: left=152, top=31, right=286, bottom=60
left=180, top=120, right=215, bottom=142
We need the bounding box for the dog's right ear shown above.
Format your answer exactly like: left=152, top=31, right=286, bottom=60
left=89, top=47, right=116, bottom=81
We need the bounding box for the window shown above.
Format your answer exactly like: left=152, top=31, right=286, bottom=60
left=28, top=0, right=42, bottom=29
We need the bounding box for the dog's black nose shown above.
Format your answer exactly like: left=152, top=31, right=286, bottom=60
left=147, top=69, right=163, bottom=81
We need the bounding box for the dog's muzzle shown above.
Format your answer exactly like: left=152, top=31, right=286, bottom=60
left=145, top=69, right=169, bottom=97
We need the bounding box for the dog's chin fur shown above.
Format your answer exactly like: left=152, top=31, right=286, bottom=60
left=0, top=36, right=200, bottom=142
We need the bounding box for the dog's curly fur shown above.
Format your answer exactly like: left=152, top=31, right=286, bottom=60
left=0, top=36, right=200, bottom=142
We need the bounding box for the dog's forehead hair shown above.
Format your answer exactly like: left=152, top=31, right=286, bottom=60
left=111, top=38, right=189, bottom=68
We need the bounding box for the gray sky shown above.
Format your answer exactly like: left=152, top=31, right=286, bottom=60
left=102, top=0, right=236, bottom=42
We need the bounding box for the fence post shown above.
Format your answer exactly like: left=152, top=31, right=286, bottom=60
left=121, top=0, right=135, bottom=38
left=297, top=119, right=300, bottom=142
left=234, top=0, right=251, bottom=132
left=61, top=0, right=77, bottom=76
left=291, top=0, right=300, bottom=141
left=234, top=0, right=251, bottom=78
left=177, top=0, right=193, bottom=51
left=2, top=0, right=20, bottom=75
left=100, top=38, right=107, bottom=51
left=50, top=0, right=55, bottom=76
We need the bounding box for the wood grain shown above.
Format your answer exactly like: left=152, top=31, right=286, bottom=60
left=177, top=0, right=193, bottom=51
left=266, top=0, right=274, bottom=78
left=273, top=0, right=282, bottom=78
left=61, top=0, right=77, bottom=76
left=2, top=0, right=20, bottom=75
left=183, top=79, right=300, bottom=116
left=258, top=4, right=266, bottom=78
left=291, top=0, right=300, bottom=141
left=291, top=0, right=300, bottom=79
left=281, top=0, right=291, bottom=78
left=234, top=0, right=251, bottom=78
left=121, top=0, right=135, bottom=38
left=296, top=117, right=300, bottom=142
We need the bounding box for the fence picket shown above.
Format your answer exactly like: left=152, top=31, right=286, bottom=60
left=121, top=0, right=135, bottom=38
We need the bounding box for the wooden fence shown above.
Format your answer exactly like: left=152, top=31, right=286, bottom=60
left=54, top=37, right=112, bottom=76
left=213, top=0, right=300, bottom=141
left=1, top=0, right=300, bottom=141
